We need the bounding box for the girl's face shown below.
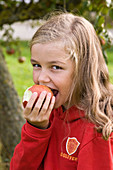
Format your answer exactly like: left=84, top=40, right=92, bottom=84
left=31, top=42, right=75, bottom=109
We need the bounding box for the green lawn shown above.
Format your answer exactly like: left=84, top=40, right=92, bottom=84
left=2, top=41, right=113, bottom=102
left=3, top=41, right=34, bottom=102
left=107, top=46, right=113, bottom=83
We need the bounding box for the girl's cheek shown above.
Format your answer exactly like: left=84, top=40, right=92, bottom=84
left=33, top=72, right=38, bottom=84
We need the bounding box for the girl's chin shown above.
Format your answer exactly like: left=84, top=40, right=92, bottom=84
left=53, top=99, right=60, bottom=109
left=53, top=94, right=60, bottom=109
left=53, top=94, right=66, bottom=109
left=53, top=104, right=59, bottom=109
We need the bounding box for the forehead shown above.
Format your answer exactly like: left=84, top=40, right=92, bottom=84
left=31, top=42, right=70, bottom=61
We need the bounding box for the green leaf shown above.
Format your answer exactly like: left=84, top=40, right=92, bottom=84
left=96, top=15, right=105, bottom=27
left=109, top=8, right=113, bottom=20
left=101, top=6, right=109, bottom=15
left=89, top=4, right=93, bottom=11
left=106, top=23, right=112, bottom=29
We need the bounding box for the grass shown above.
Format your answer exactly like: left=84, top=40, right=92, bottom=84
left=107, top=46, right=113, bottom=83
left=2, top=41, right=113, bottom=103
left=3, top=41, right=34, bottom=102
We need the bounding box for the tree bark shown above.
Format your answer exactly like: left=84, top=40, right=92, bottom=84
left=0, top=49, right=25, bottom=168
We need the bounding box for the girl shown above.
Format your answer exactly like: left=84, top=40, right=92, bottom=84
left=10, top=12, right=113, bottom=170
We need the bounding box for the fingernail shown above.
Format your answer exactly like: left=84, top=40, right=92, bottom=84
left=42, top=91, right=47, bottom=95
left=33, top=92, right=38, bottom=96
left=52, top=96, right=56, bottom=101
left=48, top=93, right=51, bottom=97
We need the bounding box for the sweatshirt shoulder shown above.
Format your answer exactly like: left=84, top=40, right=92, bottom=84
left=77, top=121, right=113, bottom=170
left=79, top=119, right=103, bottom=149
left=79, top=119, right=113, bottom=151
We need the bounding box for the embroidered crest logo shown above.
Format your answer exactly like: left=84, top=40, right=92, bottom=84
left=66, top=137, right=80, bottom=155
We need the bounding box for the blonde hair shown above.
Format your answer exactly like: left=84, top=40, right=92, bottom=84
left=30, top=12, right=113, bottom=140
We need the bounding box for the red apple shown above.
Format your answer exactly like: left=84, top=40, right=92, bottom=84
left=22, top=85, right=53, bottom=108
left=100, top=38, right=106, bottom=46
left=6, top=48, right=15, bottom=55
left=18, top=56, right=26, bottom=63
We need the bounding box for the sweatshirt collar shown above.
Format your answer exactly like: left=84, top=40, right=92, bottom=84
left=56, top=105, right=85, bottom=122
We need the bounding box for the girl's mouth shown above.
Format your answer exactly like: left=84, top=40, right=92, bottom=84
left=51, top=88, right=59, bottom=97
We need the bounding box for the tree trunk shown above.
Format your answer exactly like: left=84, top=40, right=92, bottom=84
left=0, top=49, right=25, bottom=169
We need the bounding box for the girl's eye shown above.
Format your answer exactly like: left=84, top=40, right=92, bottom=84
left=52, top=65, right=62, bottom=70
left=32, top=64, right=41, bottom=68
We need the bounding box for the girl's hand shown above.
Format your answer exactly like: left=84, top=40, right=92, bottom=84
left=23, top=91, right=55, bottom=129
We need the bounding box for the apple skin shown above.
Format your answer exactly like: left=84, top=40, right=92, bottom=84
left=6, top=48, right=15, bottom=55
left=18, top=56, right=26, bottom=63
left=22, top=85, right=53, bottom=108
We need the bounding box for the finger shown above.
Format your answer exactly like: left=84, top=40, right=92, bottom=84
left=35, top=96, right=55, bottom=126
left=39, top=92, right=52, bottom=115
left=45, top=96, right=55, bottom=118
left=32, top=91, right=47, bottom=116
left=24, top=92, right=38, bottom=117
left=27, top=95, right=55, bottom=128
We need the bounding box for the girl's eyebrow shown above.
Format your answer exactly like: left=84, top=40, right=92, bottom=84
left=49, top=61, right=66, bottom=65
left=30, top=59, right=65, bottom=65
left=30, top=59, right=37, bottom=63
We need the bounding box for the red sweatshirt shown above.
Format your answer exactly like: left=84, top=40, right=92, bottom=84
left=10, top=106, right=113, bottom=170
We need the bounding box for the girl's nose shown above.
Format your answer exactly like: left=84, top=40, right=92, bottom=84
left=38, top=70, right=50, bottom=83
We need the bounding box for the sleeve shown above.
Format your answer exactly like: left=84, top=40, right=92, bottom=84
left=10, top=121, right=53, bottom=170
left=77, top=134, right=113, bottom=170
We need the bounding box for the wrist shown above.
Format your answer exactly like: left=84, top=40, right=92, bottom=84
left=27, top=121, right=50, bottom=129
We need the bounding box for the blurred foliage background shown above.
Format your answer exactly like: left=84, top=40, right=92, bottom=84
left=0, top=0, right=113, bottom=61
